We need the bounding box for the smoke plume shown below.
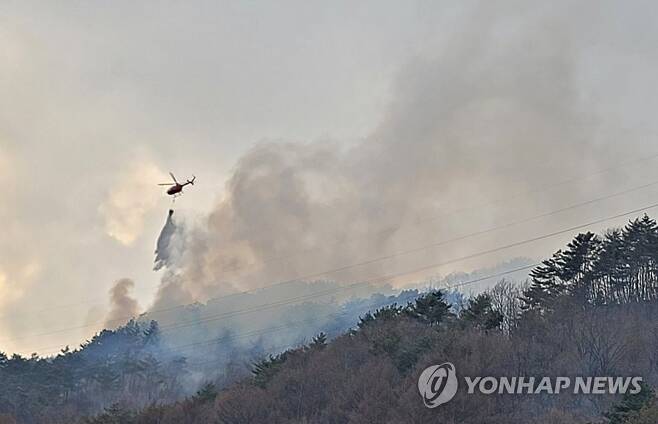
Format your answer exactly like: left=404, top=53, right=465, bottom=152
left=149, top=3, right=643, bottom=312
left=105, top=278, right=140, bottom=329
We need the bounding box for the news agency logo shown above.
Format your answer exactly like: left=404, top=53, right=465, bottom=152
left=417, top=362, right=459, bottom=408
left=418, top=362, right=643, bottom=408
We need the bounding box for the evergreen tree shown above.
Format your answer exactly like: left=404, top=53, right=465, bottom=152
left=605, top=382, right=655, bottom=424
left=358, top=304, right=404, bottom=329
left=310, top=332, right=327, bottom=349
left=406, top=290, right=452, bottom=325
left=558, top=231, right=601, bottom=300
left=524, top=256, right=562, bottom=310
left=85, top=404, right=135, bottom=424
left=460, top=293, right=504, bottom=330
left=593, top=229, right=628, bottom=304
left=193, top=382, right=218, bottom=403
left=252, top=351, right=290, bottom=388
left=524, top=232, right=601, bottom=309
left=142, top=320, right=160, bottom=347
left=622, top=215, right=658, bottom=302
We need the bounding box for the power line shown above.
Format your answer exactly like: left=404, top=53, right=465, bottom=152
left=3, top=149, right=658, bottom=326
left=33, top=305, right=398, bottom=372
left=248, top=151, right=658, bottom=268
left=250, top=179, right=658, bottom=283
left=3, top=173, right=657, bottom=330
left=139, top=199, right=658, bottom=336
left=9, top=199, right=658, bottom=350
left=35, top=263, right=540, bottom=357
left=159, top=264, right=541, bottom=356
left=36, top=311, right=347, bottom=358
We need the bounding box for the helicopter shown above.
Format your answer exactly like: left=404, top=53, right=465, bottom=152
left=158, top=172, right=195, bottom=198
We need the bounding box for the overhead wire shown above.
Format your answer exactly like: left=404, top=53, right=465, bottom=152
left=11, top=197, right=658, bottom=352
left=3, top=150, right=658, bottom=324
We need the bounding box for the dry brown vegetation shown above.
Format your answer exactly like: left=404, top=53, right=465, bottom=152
left=5, top=216, right=658, bottom=423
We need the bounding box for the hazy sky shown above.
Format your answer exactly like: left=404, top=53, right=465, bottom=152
left=2, top=0, right=658, bottom=355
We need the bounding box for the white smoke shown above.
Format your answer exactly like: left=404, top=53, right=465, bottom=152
left=100, top=162, right=168, bottom=246
left=149, top=2, right=631, bottom=311
left=104, top=278, right=140, bottom=329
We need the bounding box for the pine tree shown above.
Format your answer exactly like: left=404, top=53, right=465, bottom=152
left=142, top=320, right=160, bottom=347
left=558, top=232, right=601, bottom=301
left=86, top=403, right=135, bottom=424
left=358, top=304, right=404, bottom=329
left=593, top=229, right=628, bottom=304
left=193, top=382, right=218, bottom=403
left=460, top=293, right=504, bottom=330
left=524, top=232, right=601, bottom=310
left=622, top=215, right=658, bottom=302
left=406, top=291, right=452, bottom=326
left=252, top=352, right=290, bottom=388
left=310, top=332, right=327, bottom=349
left=523, top=256, right=562, bottom=310
left=605, top=382, right=655, bottom=424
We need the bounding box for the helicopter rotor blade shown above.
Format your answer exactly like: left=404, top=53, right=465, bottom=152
left=169, top=172, right=179, bottom=184
left=158, top=183, right=175, bottom=186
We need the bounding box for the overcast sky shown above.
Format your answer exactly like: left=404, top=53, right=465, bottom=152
left=2, top=0, right=658, bottom=355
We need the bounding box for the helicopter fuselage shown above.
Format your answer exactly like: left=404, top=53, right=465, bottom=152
left=167, top=184, right=183, bottom=195
left=160, top=174, right=194, bottom=197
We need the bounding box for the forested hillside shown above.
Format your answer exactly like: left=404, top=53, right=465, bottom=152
left=0, top=287, right=431, bottom=423
left=85, top=215, right=658, bottom=424
left=4, top=216, right=658, bottom=423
